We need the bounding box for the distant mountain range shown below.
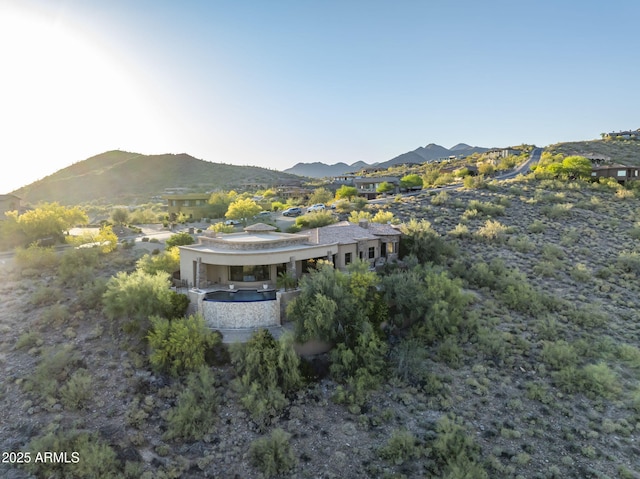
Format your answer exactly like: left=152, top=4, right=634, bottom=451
left=284, top=143, right=490, bottom=177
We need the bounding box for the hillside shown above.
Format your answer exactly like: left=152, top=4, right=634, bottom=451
left=12, top=150, right=306, bottom=205
left=546, top=139, right=640, bottom=165
left=2, top=168, right=640, bottom=477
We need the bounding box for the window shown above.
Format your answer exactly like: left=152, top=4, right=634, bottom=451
left=345, top=252, right=352, bottom=265
left=368, top=246, right=375, bottom=259
left=617, top=170, right=627, bottom=177
left=229, top=265, right=270, bottom=282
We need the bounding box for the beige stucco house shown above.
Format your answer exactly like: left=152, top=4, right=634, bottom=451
left=163, top=193, right=212, bottom=221
left=178, top=221, right=400, bottom=333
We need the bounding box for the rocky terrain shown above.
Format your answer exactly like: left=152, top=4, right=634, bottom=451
left=2, top=172, right=640, bottom=478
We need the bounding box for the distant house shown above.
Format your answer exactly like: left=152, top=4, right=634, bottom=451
left=439, top=164, right=478, bottom=176
left=603, top=129, right=640, bottom=140
left=163, top=193, right=212, bottom=221
left=591, top=164, right=640, bottom=183
left=353, top=176, right=400, bottom=199
left=0, top=194, right=22, bottom=219
left=484, top=148, right=522, bottom=160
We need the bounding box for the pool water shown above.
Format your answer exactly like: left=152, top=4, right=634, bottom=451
left=204, top=289, right=276, bottom=302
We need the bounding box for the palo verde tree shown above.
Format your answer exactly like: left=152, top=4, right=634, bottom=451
left=308, top=187, right=334, bottom=206
left=5, top=202, right=87, bottom=246
left=208, top=190, right=238, bottom=218
left=376, top=181, right=396, bottom=195
left=335, top=185, right=358, bottom=201
left=561, top=155, right=592, bottom=179
left=400, top=173, right=423, bottom=190
left=226, top=198, right=262, bottom=226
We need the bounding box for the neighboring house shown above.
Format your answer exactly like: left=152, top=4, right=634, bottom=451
left=178, top=221, right=400, bottom=333
left=163, top=193, right=212, bottom=221
left=484, top=148, right=522, bottom=160
left=591, top=164, right=640, bottom=183
left=353, top=176, right=400, bottom=199
left=603, top=129, right=640, bottom=140
left=275, top=186, right=313, bottom=200
left=0, top=194, right=22, bottom=219
left=439, top=164, right=478, bottom=176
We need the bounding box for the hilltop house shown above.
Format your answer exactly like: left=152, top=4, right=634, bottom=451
left=178, top=221, right=400, bottom=333
left=603, top=129, right=640, bottom=140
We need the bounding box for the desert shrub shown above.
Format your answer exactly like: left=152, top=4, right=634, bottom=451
left=378, top=428, right=420, bottom=465
left=467, top=200, right=505, bottom=216
left=542, top=203, right=573, bottom=218
left=571, top=263, right=592, bottom=282
left=615, top=188, right=634, bottom=199
left=136, top=246, right=180, bottom=275
left=431, top=414, right=487, bottom=478
left=24, top=429, right=123, bottom=479
left=23, top=345, right=83, bottom=403
left=165, top=231, right=194, bottom=248
left=31, top=285, right=63, bottom=307
left=76, top=278, right=108, bottom=310
left=102, top=270, right=175, bottom=332
left=617, top=250, right=640, bottom=274
left=295, top=211, right=336, bottom=229
left=164, top=366, right=219, bottom=441
left=15, top=331, right=42, bottom=350
left=389, top=337, right=429, bottom=385
left=527, top=219, right=546, bottom=233
left=14, top=245, right=59, bottom=272
left=381, top=263, right=472, bottom=341
left=541, top=340, right=578, bottom=370
left=447, top=223, right=470, bottom=238
left=533, top=260, right=561, bottom=278
left=59, top=368, right=93, bottom=409
left=399, top=218, right=457, bottom=264
left=475, top=219, right=509, bottom=241
left=565, top=304, right=609, bottom=329
left=148, top=314, right=221, bottom=377
left=40, top=303, right=71, bottom=325
left=330, top=324, right=388, bottom=408
left=475, top=327, right=508, bottom=365
left=580, top=362, right=620, bottom=399
left=506, top=235, right=534, bottom=253
left=249, top=428, right=297, bottom=478
left=431, top=190, right=449, bottom=205
left=57, top=247, right=100, bottom=287
left=231, top=330, right=301, bottom=428
left=436, top=337, right=463, bottom=368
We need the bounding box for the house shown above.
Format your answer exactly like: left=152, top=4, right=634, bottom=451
left=603, top=129, right=640, bottom=140
left=163, top=193, right=212, bottom=221
left=178, top=221, right=400, bottom=333
left=0, top=194, right=22, bottom=219
left=591, top=164, right=640, bottom=183
left=353, top=176, right=400, bottom=200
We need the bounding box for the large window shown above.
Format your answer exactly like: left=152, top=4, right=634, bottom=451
left=229, top=265, right=270, bottom=282
left=368, top=246, right=375, bottom=259
left=345, top=252, right=352, bottom=265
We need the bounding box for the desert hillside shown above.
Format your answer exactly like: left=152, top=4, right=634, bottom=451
left=2, top=171, right=640, bottom=478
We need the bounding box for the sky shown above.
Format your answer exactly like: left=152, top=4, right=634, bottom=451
left=1, top=0, right=639, bottom=194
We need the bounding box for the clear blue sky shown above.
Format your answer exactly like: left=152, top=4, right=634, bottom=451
left=1, top=0, right=639, bottom=194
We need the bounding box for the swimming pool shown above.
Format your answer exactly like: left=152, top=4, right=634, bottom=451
left=204, top=288, right=277, bottom=302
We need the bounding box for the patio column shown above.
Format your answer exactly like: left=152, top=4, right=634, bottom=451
left=289, top=256, right=297, bottom=280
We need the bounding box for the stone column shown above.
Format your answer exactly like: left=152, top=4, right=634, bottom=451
left=289, top=256, right=297, bottom=280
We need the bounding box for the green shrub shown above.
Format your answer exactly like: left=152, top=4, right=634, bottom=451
left=437, top=337, right=463, bottom=368
left=432, top=414, right=487, bottom=478
left=378, top=428, right=420, bottom=465
left=60, top=368, right=93, bottom=409
left=249, top=428, right=297, bottom=478
left=467, top=200, right=505, bottom=216
left=617, top=251, right=640, bottom=274
left=294, top=211, right=336, bottom=229
left=40, top=303, right=71, bottom=325
left=57, top=248, right=100, bottom=287
left=102, top=270, right=175, bottom=331
left=580, top=362, right=620, bottom=399
left=527, top=219, right=546, bottom=233
left=76, top=278, right=108, bottom=311
left=541, top=340, right=578, bottom=370
left=165, top=231, right=195, bottom=248
left=570, top=263, right=592, bottom=282
left=23, top=345, right=82, bottom=402
left=31, top=285, right=63, bottom=307
left=475, top=219, right=509, bottom=241
left=164, top=366, right=219, bottom=441
left=542, top=203, right=573, bottom=218
left=14, top=245, right=59, bottom=272
left=448, top=223, right=470, bottom=238
left=431, top=190, right=449, bottom=205
left=148, top=314, right=221, bottom=377
left=24, top=429, right=123, bottom=478
left=399, top=218, right=457, bottom=264
left=136, top=246, right=180, bottom=275
left=231, top=330, right=301, bottom=428
left=15, top=331, right=42, bottom=350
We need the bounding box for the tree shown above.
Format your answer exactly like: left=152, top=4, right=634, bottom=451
left=477, top=163, right=495, bottom=176
left=208, top=190, right=236, bottom=218
left=399, top=218, right=457, bottom=264
left=226, top=198, right=261, bottom=225
left=15, top=202, right=87, bottom=246
left=136, top=246, right=181, bottom=275
left=111, top=208, right=129, bottom=225
left=376, top=181, right=395, bottom=195
left=335, top=185, right=358, bottom=201
left=372, top=210, right=395, bottom=224
left=562, top=155, right=592, bottom=179
left=400, top=174, right=423, bottom=190
left=309, top=187, right=333, bottom=206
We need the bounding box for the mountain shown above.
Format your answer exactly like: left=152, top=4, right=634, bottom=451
left=12, top=150, right=306, bottom=205
left=283, top=161, right=374, bottom=178
left=285, top=143, right=491, bottom=177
